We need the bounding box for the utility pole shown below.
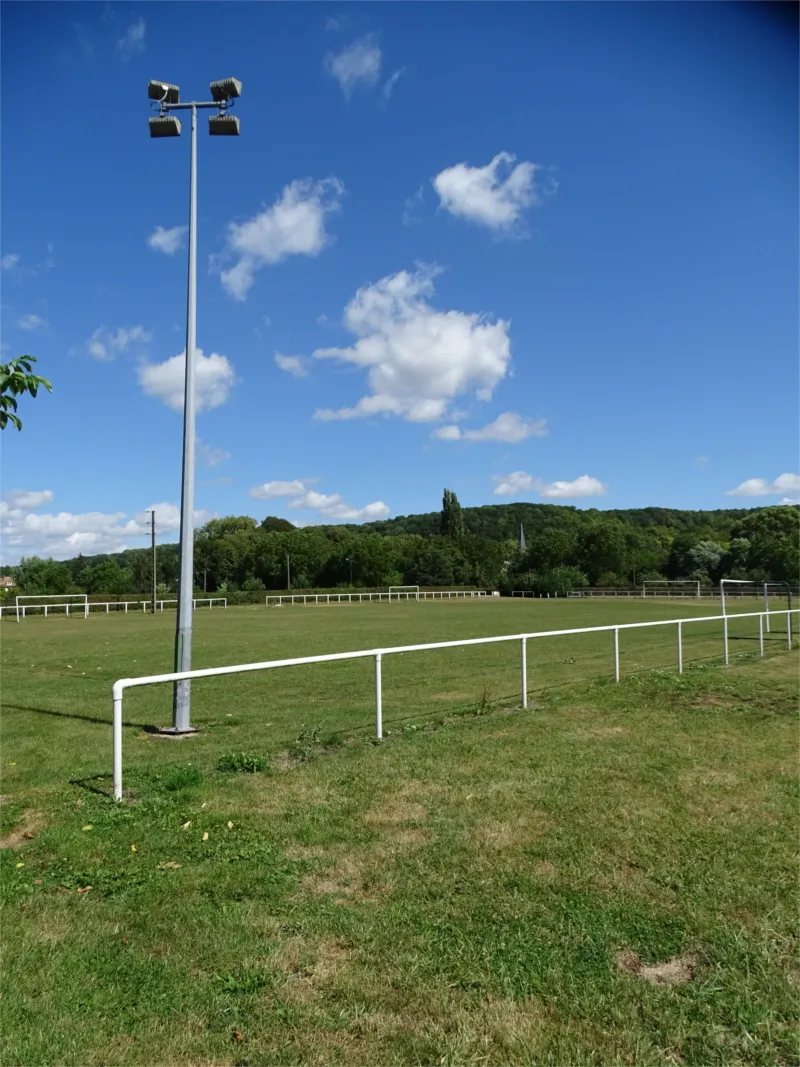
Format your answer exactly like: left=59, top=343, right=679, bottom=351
left=286, top=553, right=291, bottom=591
left=151, top=510, right=157, bottom=615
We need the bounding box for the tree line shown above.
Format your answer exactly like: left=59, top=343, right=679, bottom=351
left=3, top=491, right=797, bottom=599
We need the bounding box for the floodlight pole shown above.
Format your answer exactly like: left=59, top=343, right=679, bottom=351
left=171, top=103, right=198, bottom=732
left=148, top=79, right=241, bottom=732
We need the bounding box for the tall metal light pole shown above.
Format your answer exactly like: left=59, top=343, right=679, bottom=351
left=345, top=557, right=354, bottom=586
left=148, top=77, right=242, bottom=732
left=150, top=509, right=157, bottom=616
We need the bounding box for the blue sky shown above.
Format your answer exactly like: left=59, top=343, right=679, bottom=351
left=2, top=1, right=798, bottom=561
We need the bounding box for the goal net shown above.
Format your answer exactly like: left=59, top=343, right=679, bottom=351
left=15, top=593, right=89, bottom=621
left=641, top=580, right=700, bottom=599
left=388, top=585, right=420, bottom=601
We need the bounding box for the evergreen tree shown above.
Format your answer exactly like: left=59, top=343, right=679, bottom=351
left=440, top=489, right=465, bottom=539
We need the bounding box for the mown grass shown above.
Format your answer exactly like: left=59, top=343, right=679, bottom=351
left=1, top=600, right=797, bottom=1065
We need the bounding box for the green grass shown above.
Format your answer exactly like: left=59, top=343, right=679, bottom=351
left=1, top=600, right=797, bottom=1065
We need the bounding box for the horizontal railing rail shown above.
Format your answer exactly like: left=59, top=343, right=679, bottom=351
left=266, top=590, right=495, bottom=606
left=110, top=607, right=797, bottom=800
left=1, top=597, right=227, bottom=619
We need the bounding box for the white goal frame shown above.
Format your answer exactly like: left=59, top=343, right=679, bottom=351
left=388, top=585, right=420, bottom=601
left=641, top=580, right=700, bottom=599
left=15, top=593, right=88, bottom=622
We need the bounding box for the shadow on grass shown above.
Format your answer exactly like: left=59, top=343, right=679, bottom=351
left=69, top=773, right=113, bottom=798
left=0, top=703, right=154, bottom=731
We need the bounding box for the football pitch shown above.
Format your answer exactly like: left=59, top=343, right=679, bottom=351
left=1, top=599, right=797, bottom=1065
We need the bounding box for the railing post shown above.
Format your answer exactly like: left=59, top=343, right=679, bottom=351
left=759, top=614, right=764, bottom=657
left=677, top=620, right=683, bottom=674
left=375, top=653, right=383, bottom=740
left=521, top=637, right=528, bottom=708
left=787, top=611, right=792, bottom=650
left=613, top=628, right=620, bottom=682
left=723, top=616, right=729, bottom=665
left=113, top=687, right=123, bottom=801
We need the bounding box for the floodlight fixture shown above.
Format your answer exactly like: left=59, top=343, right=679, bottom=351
left=209, top=114, right=240, bottom=136
left=148, top=80, right=180, bottom=104
left=149, top=115, right=182, bottom=138
left=209, top=77, right=242, bottom=102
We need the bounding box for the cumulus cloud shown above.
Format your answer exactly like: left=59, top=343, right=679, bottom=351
left=85, top=325, right=151, bottom=361
left=311, top=265, right=511, bottom=424
left=325, top=35, right=381, bottom=97
left=492, top=472, right=606, bottom=499
left=0, top=490, right=211, bottom=564
left=137, top=348, right=236, bottom=411
left=197, top=440, right=231, bottom=468
left=248, top=479, right=311, bottom=500
left=1, top=253, right=20, bottom=271
left=220, top=178, right=344, bottom=300
left=274, top=353, right=309, bottom=378
left=433, top=152, right=550, bottom=232
left=16, top=314, right=47, bottom=331
left=726, top=473, right=800, bottom=500
left=147, top=225, right=188, bottom=255
left=117, top=17, right=145, bottom=60
left=433, top=412, right=547, bottom=443
left=247, top=478, right=388, bottom=521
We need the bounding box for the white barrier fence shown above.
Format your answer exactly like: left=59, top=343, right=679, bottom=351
left=567, top=587, right=798, bottom=600
left=110, top=607, right=797, bottom=800
left=2, top=597, right=227, bottom=620
left=266, top=590, right=495, bottom=606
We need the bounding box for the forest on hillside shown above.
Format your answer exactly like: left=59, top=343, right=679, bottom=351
left=4, top=494, right=797, bottom=599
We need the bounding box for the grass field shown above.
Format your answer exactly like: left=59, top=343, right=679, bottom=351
left=1, top=599, right=797, bottom=1065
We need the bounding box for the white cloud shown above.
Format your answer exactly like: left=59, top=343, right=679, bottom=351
left=1, top=253, right=20, bottom=271
left=16, top=314, right=47, bottom=331
left=147, top=225, right=188, bottom=255
left=0, top=490, right=211, bottom=564
left=382, top=67, right=405, bottom=100
left=274, top=353, right=309, bottom=378
left=492, top=472, right=606, bottom=499
left=220, top=178, right=344, bottom=300
left=433, top=152, right=547, bottom=232
left=249, top=479, right=311, bottom=500
left=726, top=473, right=800, bottom=499
left=117, top=17, right=145, bottom=61
left=402, top=186, right=424, bottom=226
left=197, top=440, right=231, bottom=468
left=86, top=324, right=151, bottom=361
left=539, top=475, right=606, bottom=499
left=137, top=348, right=236, bottom=411
left=311, top=265, right=511, bottom=424
left=324, top=35, right=382, bottom=97
left=247, top=478, right=388, bottom=521
left=434, top=412, right=547, bottom=443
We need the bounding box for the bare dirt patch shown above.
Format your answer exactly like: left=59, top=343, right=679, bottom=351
left=0, top=809, right=44, bottom=850
left=615, top=950, right=697, bottom=985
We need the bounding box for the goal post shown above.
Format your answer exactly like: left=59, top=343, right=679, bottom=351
left=641, top=580, right=701, bottom=599
left=763, top=581, right=792, bottom=633
left=15, top=593, right=89, bottom=622
left=388, top=585, right=420, bottom=601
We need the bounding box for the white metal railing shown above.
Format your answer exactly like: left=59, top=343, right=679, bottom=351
left=567, top=588, right=798, bottom=600
left=2, top=597, right=227, bottom=619
left=265, top=590, right=495, bottom=606
left=110, top=608, right=797, bottom=799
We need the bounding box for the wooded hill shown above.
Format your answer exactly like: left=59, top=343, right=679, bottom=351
left=4, top=497, right=797, bottom=599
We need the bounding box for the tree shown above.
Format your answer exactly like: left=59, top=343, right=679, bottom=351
left=260, top=516, right=295, bottom=532
left=81, top=560, right=132, bottom=595
left=730, top=506, right=800, bottom=583
left=1, top=356, right=52, bottom=430
left=13, top=556, right=72, bottom=594
left=440, top=488, right=464, bottom=539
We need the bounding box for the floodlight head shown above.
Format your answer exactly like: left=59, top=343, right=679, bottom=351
left=149, top=115, right=182, bottom=138
left=209, top=77, right=242, bottom=102
left=148, top=80, right=180, bottom=104
left=209, top=114, right=240, bottom=136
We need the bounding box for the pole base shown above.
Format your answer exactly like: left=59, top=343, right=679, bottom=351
left=154, top=726, right=200, bottom=737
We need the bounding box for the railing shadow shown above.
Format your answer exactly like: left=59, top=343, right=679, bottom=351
left=1, top=703, right=154, bottom=731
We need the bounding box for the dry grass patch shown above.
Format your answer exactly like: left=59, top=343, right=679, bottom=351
left=300, top=851, right=391, bottom=904
left=616, top=949, right=698, bottom=985
left=0, top=808, right=44, bottom=849
left=280, top=935, right=353, bottom=1002
left=474, top=812, right=555, bottom=852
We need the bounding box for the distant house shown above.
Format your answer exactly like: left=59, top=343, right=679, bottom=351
left=0, top=576, right=15, bottom=589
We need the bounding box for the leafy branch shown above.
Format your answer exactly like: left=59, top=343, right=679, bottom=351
left=0, top=355, right=52, bottom=430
